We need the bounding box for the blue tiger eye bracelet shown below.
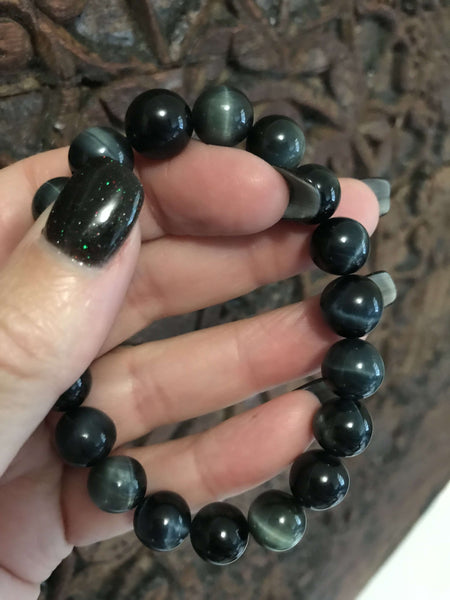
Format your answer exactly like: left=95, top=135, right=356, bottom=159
left=38, top=84, right=396, bottom=565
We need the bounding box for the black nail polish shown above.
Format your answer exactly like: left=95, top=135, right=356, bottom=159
left=361, top=178, right=390, bottom=216
left=44, top=158, right=144, bottom=266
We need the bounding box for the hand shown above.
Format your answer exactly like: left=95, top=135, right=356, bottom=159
left=0, top=141, right=379, bottom=598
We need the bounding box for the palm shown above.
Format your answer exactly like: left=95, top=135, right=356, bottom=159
left=0, top=143, right=379, bottom=596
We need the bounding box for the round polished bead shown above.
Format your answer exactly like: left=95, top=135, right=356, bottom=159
left=192, top=85, right=253, bottom=146
left=289, top=450, right=349, bottom=510
left=125, top=89, right=193, bottom=159
left=53, top=369, right=92, bottom=412
left=68, top=126, right=134, bottom=172
left=32, top=177, right=69, bottom=220
left=55, top=406, right=116, bottom=467
left=134, top=491, right=191, bottom=551
left=248, top=490, right=306, bottom=552
left=320, top=275, right=384, bottom=338
left=313, top=400, right=373, bottom=457
left=322, top=339, right=385, bottom=399
left=190, top=502, right=248, bottom=565
left=246, top=115, right=306, bottom=169
left=87, top=456, right=147, bottom=513
left=294, top=164, right=341, bottom=223
left=310, top=217, right=370, bottom=275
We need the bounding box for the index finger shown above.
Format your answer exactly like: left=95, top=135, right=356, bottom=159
left=0, top=141, right=288, bottom=262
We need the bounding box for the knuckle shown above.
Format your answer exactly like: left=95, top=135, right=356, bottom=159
left=0, top=302, right=58, bottom=381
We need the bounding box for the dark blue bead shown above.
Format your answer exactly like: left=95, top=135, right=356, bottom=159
left=320, top=275, right=384, bottom=338
left=55, top=406, right=116, bottom=467
left=310, top=217, right=370, bottom=275
left=246, top=115, right=306, bottom=169
left=192, top=85, right=253, bottom=146
left=313, top=399, right=373, bottom=457
left=68, top=126, right=134, bottom=172
left=289, top=450, right=349, bottom=510
left=248, top=490, right=306, bottom=552
left=293, top=164, right=341, bottom=223
left=134, top=491, right=191, bottom=551
left=32, top=177, right=69, bottom=220
left=125, top=89, right=193, bottom=159
left=88, top=456, right=147, bottom=513
left=322, top=339, right=385, bottom=399
left=190, top=502, right=248, bottom=565
left=53, top=369, right=92, bottom=412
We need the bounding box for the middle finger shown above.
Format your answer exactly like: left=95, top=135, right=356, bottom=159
left=103, top=178, right=379, bottom=349
left=89, top=295, right=337, bottom=448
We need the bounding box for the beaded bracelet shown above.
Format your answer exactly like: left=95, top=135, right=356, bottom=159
left=33, top=85, right=396, bottom=565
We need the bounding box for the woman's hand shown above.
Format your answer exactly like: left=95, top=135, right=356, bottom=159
left=0, top=141, right=379, bottom=598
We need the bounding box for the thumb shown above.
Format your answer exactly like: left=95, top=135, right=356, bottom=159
left=0, top=158, right=143, bottom=475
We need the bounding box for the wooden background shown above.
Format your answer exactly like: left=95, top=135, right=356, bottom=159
left=0, top=1, right=449, bottom=598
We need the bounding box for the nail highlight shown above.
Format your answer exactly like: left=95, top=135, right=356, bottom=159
left=44, top=158, right=144, bottom=266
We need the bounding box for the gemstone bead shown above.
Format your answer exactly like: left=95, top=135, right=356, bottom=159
left=68, top=126, right=134, bottom=172
left=368, top=271, right=397, bottom=307
left=313, top=399, right=373, bottom=457
left=320, top=275, right=384, bottom=338
left=292, top=164, right=341, bottom=223
left=87, top=456, right=147, bottom=513
left=55, top=406, right=116, bottom=467
left=322, top=339, right=385, bottom=400
left=361, top=178, right=391, bottom=216
left=32, top=177, right=69, bottom=220
left=53, top=369, right=92, bottom=412
left=246, top=115, right=306, bottom=169
left=248, top=490, right=306, bottom=552
left=192, top=85, right=253, bottom=146
left=125, top=89, right=193, bottom=159
left=310, top=217, right=370, bottom=275
left=289, top=450, right=349, bottom=510
left=190, top=502, right=248, bottom=565
left=134, top=491, right=191, bottom=551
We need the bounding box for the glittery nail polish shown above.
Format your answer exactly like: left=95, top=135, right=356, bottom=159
left=44, top=158, right=144, bottom=266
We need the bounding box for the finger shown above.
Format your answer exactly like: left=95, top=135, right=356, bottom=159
left=62, top=389, right=319, bottom=545
left=0, top=162, right=143, bottom=475
left=104, top=178, right=379, bottom=348
left=134, top=141, right=288, bottom=237
left=87, top=295, right=334, bottom=448
left=0, top=142, right=288, bottom=264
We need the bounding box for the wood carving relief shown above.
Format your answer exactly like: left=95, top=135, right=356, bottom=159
left=0, top=1, right=448, bottom=599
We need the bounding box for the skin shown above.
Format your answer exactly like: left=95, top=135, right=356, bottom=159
left=0, top=141, right=379, bottom=598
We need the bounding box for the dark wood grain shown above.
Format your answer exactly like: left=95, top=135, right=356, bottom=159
left=0, top=1, right=448, bottom=598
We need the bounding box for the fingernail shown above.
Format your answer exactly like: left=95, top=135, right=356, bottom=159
left=295, top=378, right=338, bottom=403
left=361, top=178, right=391, bottom=216
left=367, top=271, right=397, bottom=306
left=276, top=167, right=323, bottom=223
left=44, top=158, right=144, bottom=266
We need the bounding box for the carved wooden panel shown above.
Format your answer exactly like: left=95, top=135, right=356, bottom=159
left=0, top=1, right=449, bottom=599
